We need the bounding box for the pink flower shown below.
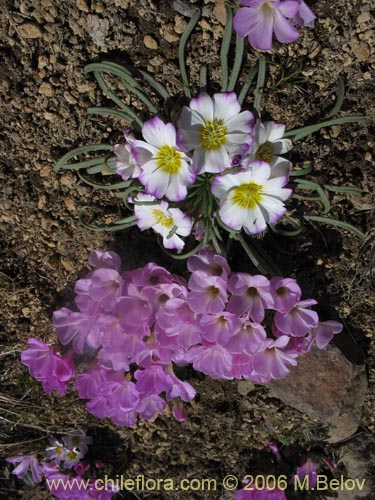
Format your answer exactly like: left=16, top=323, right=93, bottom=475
left=275, top=299, right=318, bottom=337
left=251, top=335, right=298, bottom=381
left=270, top=277, right=301, bottom=313
left=294, top=458, right=318, bottom=488
left=313, top=320, right=342, bottom=349
left=21, top=339, right=74, bottom=396
left=233, top=0, right=300, bottom=51
left=187, top=245, right=231, bottom=280
left=6, top=455, right=43, bottom=484
left=187, top=271, right=228, bottom=314
left=188, top=344, right=233, bottom=379
left=227, top=273, right=274, bottom=322
left=294, top=0, right=316, bottom=26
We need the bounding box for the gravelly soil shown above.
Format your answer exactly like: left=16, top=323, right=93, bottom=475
left=0, top=0, right=374, bottom=499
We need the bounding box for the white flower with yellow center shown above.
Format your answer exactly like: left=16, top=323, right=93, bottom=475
left=133, top=194, right=193, bottom=250
left=132, top=116, right=195, bottom=201
left=245, top=120, right=293, bottom=178
left=178, top=92, right=254, bottom=174
left=211, top=161, right=292, bottom=235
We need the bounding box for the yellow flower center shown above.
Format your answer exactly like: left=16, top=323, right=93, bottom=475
left=156, top=145, right=182, bottom=174
left=152, top=209, right=174, bottom=228
left=200, top=119, right=227, bottom=150
left=231, top=182, right=263, bottom=209
left=66, top=450, right=77, bottom=460
left=56, top=445, right=63, bottom=455
left=254, top=141, right=274, bottom=164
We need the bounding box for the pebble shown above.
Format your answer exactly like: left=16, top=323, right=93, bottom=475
left=17, top=22, right=43, bottom=39
left=143, top=35, right=158, bottom=50
left=39, top=82, right=54, bottom=97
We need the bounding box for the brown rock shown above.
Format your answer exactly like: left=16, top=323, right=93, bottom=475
left=18, top=22, right=43, bottom=39
left=213, top=0, right=226, bottom=25
left=38, top=82, right=54, bottom=97
left=143, top=35, right=158, bottom=50
left=269, top=345, right=367, bottom=443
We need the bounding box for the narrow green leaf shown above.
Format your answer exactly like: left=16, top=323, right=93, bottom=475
left=238, top=65, right=258, bottom=106
left=284, top=116, right=367, bottom=141
left=178, top=9, right=201, bottom=98
left=227, top=35, right=244, bottom=92
left=54, top=144, right=113, bottom=172
left=304, top=215, right=366, bottom=239
left=220, top=5, right=233, bottom=92
left=325, top=78, right=345, bottom=119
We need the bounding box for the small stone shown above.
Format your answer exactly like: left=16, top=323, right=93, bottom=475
left=365, top=152, right=372, bottom=161
left=17, top=22, right=43, bottom=39
left=38, top=55, right=49, bottom=69
left=40, top=165, right=51, bottom=177
left=77, top=0, right=89, bottom=12
left=357, top=12, right=371, bottom=24
left=143, top=35, right=158, bottom=50
left=174, top=15, right=187, bottom=34
left=161, top=28, right=179, bottom=43
left=237, top=380, right=255, bottom=396
left=352, top=42, right=370, bottom=61
left=38, top=82, right=54, bottom=97
left=213, top=0, right=226, bottom=25
left=44, top=111, right=55, bottom=121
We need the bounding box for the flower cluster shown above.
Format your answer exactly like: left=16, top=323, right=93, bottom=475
left=114, top=92, right=294, bottom=250
left=233, top=0, right=316, bottom=51
left=6, top=431, right=117, bottom=500
left=21, top=248, right=341, bottom=427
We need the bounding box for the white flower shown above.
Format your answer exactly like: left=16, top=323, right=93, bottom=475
left=113, top=131, right=141, bottom=180
left=62, top=430, right=93, bottom=455
left=133, top=194, right=193, bottom=250
left=178, top=92, right=254, bottom=174
left=245, top=120, right=293, bottom=178
left=62, top=448, right=84, bottom=469
left=45, top=438, right=66, bottom=464
left=211, top=161, right=292, bottom=235
left=132, top=116, right=195, bottom=201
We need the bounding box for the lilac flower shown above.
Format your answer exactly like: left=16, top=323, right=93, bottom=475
left=294, top=458, right=318, bottom=488
left=113, top=130, right=140, bottom=180
left=135, top=366, right=172, bottom=397
left=270, top=276, right=301, bottom=313
left=188, top=344, right=233, bottom=379
left=53, top=308, right=94, bottom=353
left=187, top=271, right=228, bottom=314
left=199, top=312, right=240, bottom=345
left=88, top=250, right=121, bottom=271
left=226, top=320, right=267, bottom=355
left=268, top=441, right=281, bottom=461
left=132, top=116, right=195, bottom=201
left=178, top=92, right=254, bottom=173
left=275, top=298, right=318, bottom=336
left=251, top=335, right=298, bottom=381
left=172, top=400, right=188, bottom=422
left=233, top=0, right=300, bottom=51
left=313, top=320, right=343, bottom=349
left=133, top=193, right=193, bottom=250
left=187, top=245, right=231, bottom=280
left=235, top=485, right=287, bottom=499
left=21, top=339, right=74, bottom=396
left=294, top=0, right=316, bottom=26
left=137, top=394, right=166, bottom=420
left=227, top=273, right=274, bottom=322
left=211, top=161, right=292, bottom=235
left=6, top=455, right=43, bottom=483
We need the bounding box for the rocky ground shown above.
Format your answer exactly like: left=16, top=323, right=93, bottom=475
left=0, top=0, right=374, bottom=499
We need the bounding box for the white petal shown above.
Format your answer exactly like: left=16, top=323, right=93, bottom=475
left=142, top=117, right=175, bottom=148
left=190, top=92, right=214, bottom=122
left=204, top=147, right=230, bottom=173
left=267, top=122, right=286, bottom=142
left=225, top=110, right=254, bottom=134
left=213, top=92, right=241, bottom=122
